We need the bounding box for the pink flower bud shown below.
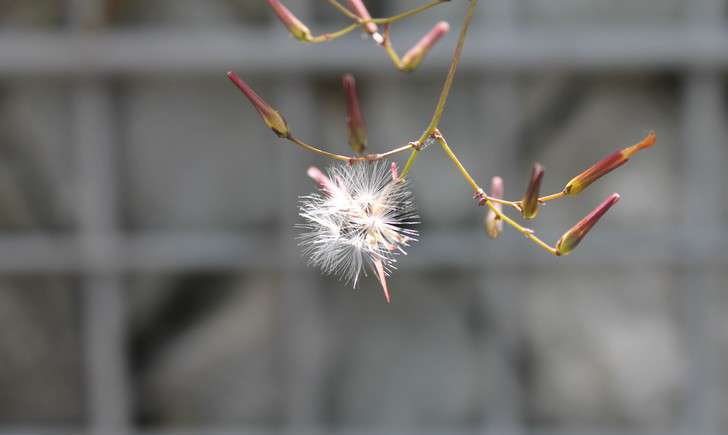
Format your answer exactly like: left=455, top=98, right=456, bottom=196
left=556, top=193, right=620, bottom=256
left=390, top=162, right=399, bottom=181
left=342, top=74, right=368, bottom=154
left=564, top=131, right=656, bottom=195
left=227, top=71, right=289, bottom=138
left=266, top=0, right=312, bottom=41
left=484, top=176, right=504, bottom=239
left=347, top=0, right=379, bottom=37
left=307, top=166, right=339, bottom=196
left=401, top=21, right=450, bottom=72
left=521, top=163, right=544, bottom=220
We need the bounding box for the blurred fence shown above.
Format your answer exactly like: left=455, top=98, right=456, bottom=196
left=0, top=0, right=725, bottom=434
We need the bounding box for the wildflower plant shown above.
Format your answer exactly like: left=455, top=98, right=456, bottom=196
left=228, top=0, right=657, bottom=301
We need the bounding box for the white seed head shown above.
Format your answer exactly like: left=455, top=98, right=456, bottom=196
left=297, top=161, right=419, bottom=290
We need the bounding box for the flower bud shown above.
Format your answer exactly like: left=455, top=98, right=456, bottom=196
left=307, top=166, right=339, bottom=196
left=266, top=0, right=312, bottom=42
left=342, top=74, right=367, bottom=154
left=564, top=131, right=656, bottom=196
left=401, top=21, right=450, bottom=72
left=347, top=0, right=380, bottom=38
left=227, top=71, right=289, bottom=138
left=521, top=163, right=544, bottom=220
left=556, top=193, right=620, bottom=256
left=484, top=176, right=504, bottom=239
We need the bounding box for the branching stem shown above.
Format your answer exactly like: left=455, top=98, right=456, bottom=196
left=434, top=130, right=559, bottom=256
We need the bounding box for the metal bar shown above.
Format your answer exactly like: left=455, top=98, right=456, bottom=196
left=475, top=74, right=525, bottom=435
left=677, top=70, right=723, bottom=435
left=75, top=80, right=130, bottom=434
left=475, top=0, right=523, bottom=427
left=0, top=428, right=684, bottom=435
left=0, top=226, right=724, bottom=273
left=273, top=1, right=328, bottom=428
left=69, top=0, right=130, bottom=430
left=5, top=28, right=728, bottom=75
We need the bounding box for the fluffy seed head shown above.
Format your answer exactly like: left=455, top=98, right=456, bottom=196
left=297, top=162, right=419, bottom=297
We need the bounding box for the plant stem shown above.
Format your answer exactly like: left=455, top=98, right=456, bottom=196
left=287, top=135, right=415, bottom=162
left=382, top=25, right=405, bottom=69
left=327, top=0, right=360, bottom=20
left=400, top=0, right=478, bottom=178
left=327, top=0, right=447, bottom=25
left=288, top=135, right=352, bottom=160
left=435, top=131, right=558, bottom=256
left=308, top=22, right=360, bottom=43
left=419, top=0, right=478, bottom=143
left=373, top=0, right=449, bottom=24
left=539, top=191, right=567, bottom=202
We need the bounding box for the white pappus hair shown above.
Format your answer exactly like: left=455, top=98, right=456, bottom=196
left=297, top=161, right=419, bottom=301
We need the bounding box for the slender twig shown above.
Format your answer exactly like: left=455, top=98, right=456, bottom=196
left=400, top=0, right=479, bottom=178
left=419, top=0, right=478, bottom=142
left=287, top=134, right=416, bottom=163
left=382, top=25, right=405, bottom=69
left=372, top=0, right=449, bottom=25
left=327, top=0, right=447, bottom=25
left=327, top=0, right=360, bottom=21
left=434, top=130, right=559, bottom=256
left=539, top=191, right=567, bottom=202
left=308, top=22, right=360, bottom=43
left=322, top=0, right=446, bottom=47
left=288, top=135, right=352, bottom=161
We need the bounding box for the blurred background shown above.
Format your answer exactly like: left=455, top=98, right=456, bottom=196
left=0, top=0, right=726, bottom=434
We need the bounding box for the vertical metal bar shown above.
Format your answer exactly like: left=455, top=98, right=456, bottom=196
left=274, top=0, right=327, bottom=429
left=678, top=70, right=723, bottom=435
left=475, top=0, right=523, bottom=431
left=679, top=3, right=724, bottom=435
left=75, top=81, right=130, bottom=435
left=69, top=1, right=130, bottom=433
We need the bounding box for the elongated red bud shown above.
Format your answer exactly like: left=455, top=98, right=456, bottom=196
left=484, top=176, right=504, bottom=239
left=266, top=0, right=312, bottom=41
left=227, top=71, right=289, bottom=138
left=521, top=163, right=544, bottom=220
left=347, top=0, right=381, bottom=41
left=401, top=21, right=450, bottom=72
left=564, top=131, right=656, bottom=196
left=556, top=193, right=620, bottom=256
left=342, top=74, right=367, bottom=154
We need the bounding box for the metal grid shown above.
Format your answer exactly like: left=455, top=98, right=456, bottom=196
left=0, top=0, right=725, bottom=434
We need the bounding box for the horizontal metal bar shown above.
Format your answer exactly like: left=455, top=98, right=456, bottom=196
left=0, top=429, right=680, bottom=435
left=0, top=226, right=721, bottom=273
left=1, top=28, right=728, bottom=77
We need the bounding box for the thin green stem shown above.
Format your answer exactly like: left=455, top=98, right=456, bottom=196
left=288, top=135, right=351, bottom=161
left=401, top=0, right=478, bottom=176
left=327, top=0, right=447, bottom=25
left=375, top=143, right=415, bottom=158
left=327, top=0, right=360, bottom=20
left=287, top=135, right=414, bottom=162
left=308, top=22, right=360, bottom=43
left=488, top=197, right=523, bottom=211
left=382, top=25, right=405, bottom=70
left=434, top=130, right=479, bottom=191
left=435, top=131, right=558, bottom=256
left=399, top=148, right=419, bottom=178
left=539, top=191, right=567, bottom=203
left=372, top=0, right=448, bottom=24
left=419, top=0, right=478, bottom=143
